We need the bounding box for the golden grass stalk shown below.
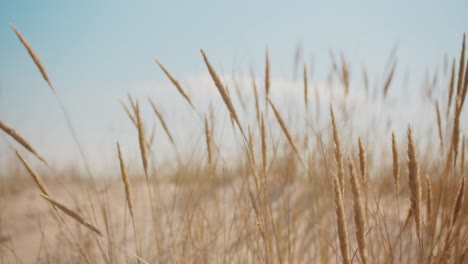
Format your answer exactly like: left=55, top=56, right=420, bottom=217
left=340, top=56, right=350, bottom=96
left=363, top=67, right=369, bottom=95
left=407, top=126, right=422, bottom=242
left=0, top=119, right=47, bottom=164
left=447, top=59, right=456, bottom=117
left=117, top=143, right=134, bottom=219
left=293, top=43, right=302, bottom=80
left=268, top=98, right=300, bottom=158
left=248, top=127, right=261, bottom=197
left=135, top=102, right=148, bottom=178
left=120, top=100, right=137, bottom=127
left=233, top=78, right=248, bottom=112
left=456, top=33, right=465, bottom=99
left=40, top=194, right=103, bottom=236
left=303, top=63, right=308, bottom=109
left=391, top=132, right=404, bottom=261
left=10, top=24, right=54, bottom=92
left=449, top=105, right=461, bottom=168
left=204, top=115, right=213, bottom=166
left=16, top=150, right=50, bottom=196
left=440, top=176, right=464, bottom=263
left=348, top=159, right=368, bottom=264
left=331, top=105, right=345, bottom=195
left=452, top=177, right=465, bottom=225
left=392, top=133, right=400, bottom=192
left=251, top=71, right=261, bottom=127
left=448, top=34, right=467, bottom=169
left=460, top=58, right=468, bottom=111
left=127, top=94, right=138, bottom=113
left=434, top=101, right=444, bottom=153
left=261, top=114, right=267, bottom=175
left=148, top=97, right=175, bottom=145
left=461, top=137, right=465, bottom=177
left=259, top=113, right=272, bottom=260
left=200, top=50, right=245, bottom=138
left=332, top=173, right=350, bottom=264
left=154, top=58, right=194, bottom=109
left=265, top=49, right=271, bottom=100
left=358, top=138, right=367, bottom=185
left=383, top=61, right=397, bottom=97
left=425, top=175, right=433, bottom=224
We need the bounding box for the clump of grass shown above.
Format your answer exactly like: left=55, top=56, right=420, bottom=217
left=4, top=24, right=468, bottom=264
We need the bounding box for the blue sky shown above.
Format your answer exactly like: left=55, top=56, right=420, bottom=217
left=0, top=1, right=467, bottom=174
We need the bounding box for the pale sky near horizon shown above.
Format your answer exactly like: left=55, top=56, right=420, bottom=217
left=0, top=1, right=467, bottom=175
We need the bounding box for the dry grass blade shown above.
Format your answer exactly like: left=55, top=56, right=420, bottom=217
left=332, top=174, right=350, bottom=264
left=148, top=97, right=175, bottom=145
left=233, top=78, right=248, bottom=113
left=456, top=33, right=465, bottom=99
left=251, top=71, right=261, bottom=127
left=40, top=194, right=103, bottom=236
left=120, top=100, right=137, bottom=127
left=434, top=101, right=444, bottom=153
left=460, top=56, right=468, bottom=111
left=261, top=114, right=267, bottom=175
left=200, top=49, right=245, bottom=137
left=10, top=24, right=54, bottom=92
left=0, top=120, right=47, bottom=164
left=303, top=63, right=308, bottom=109
left=407, top=126, right=422, bottom=242
left=358, top=138, right=367, bottom=185
left=330, top=105, right=345, bottom=195
left=265, top=49, right=271, bottom=100
left=247, top=127, right=261, bottom=196
left=452, top=177, right=465, bottom=225
left=383, top=61, right=397, bottom=98
left=127, top=94, right=138, bottom=113
left=268, top=98, right=300, bottom=157
left=154, top=58, right=194, bottom=109
left=392, top=133, right=400, bottom=192
left=204, top=115, right=213, bottom=166
left=348, top=159, right=367, bottom=264
left=449, top=105, right=461, bottom=169
left=340, top=55, right=350, bottom=96
left=461, top=137, right=465, bottom=176
left=363, top=67, right=369, bottom=95
left=16, top=150, right=50, bottom=196
left=425, top=175, right=432, bottom=224
left=117, top=143, right=134, bottom=219
left=447, top=59, right=456, bottom=117
left=135, top=102, right=148, bottom=178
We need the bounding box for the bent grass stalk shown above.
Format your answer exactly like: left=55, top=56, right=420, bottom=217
left=0, top=120, right=47, bottom=165
left=40, top=194, right=149, bottom=264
